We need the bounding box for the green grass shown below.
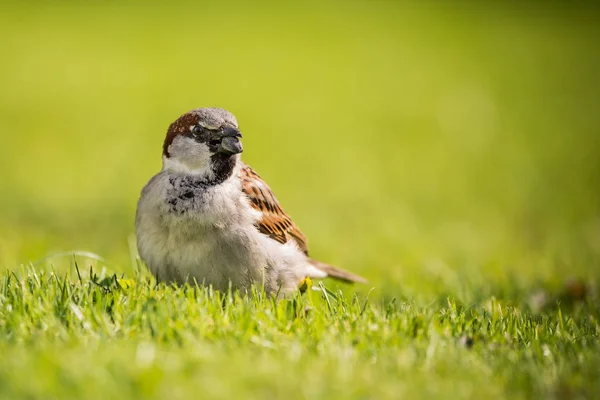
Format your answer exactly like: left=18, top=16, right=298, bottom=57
left=1, top=266, right=598, bottom=399
left=1, top=1, right=599, bottom=399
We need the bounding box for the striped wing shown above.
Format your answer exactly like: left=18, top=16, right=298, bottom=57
left=239, top=163, right=308, bottom=254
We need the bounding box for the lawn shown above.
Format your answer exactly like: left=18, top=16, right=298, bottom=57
left=0, top=2, right=599, bottom=399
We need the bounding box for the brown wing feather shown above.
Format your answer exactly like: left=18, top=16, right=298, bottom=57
left=239, top=163, right=367, bottom=284
left=239, top=163, right=308, bottom=254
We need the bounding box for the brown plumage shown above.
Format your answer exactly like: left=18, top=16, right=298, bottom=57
left=239, top=163, right=367, bottom=284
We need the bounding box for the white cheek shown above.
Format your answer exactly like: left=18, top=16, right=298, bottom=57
left=163, top=136, right=214, bottom=176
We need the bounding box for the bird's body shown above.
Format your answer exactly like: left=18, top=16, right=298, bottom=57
left=136, top=108, right=365, bottom=295
left=137, top=162, right=312, bottom=293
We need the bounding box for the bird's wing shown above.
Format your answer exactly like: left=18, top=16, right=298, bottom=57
left=239, top=162, right=367, bottom=284
left=239, top=163, right=308, bottom=254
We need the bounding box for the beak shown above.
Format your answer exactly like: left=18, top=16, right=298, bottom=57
left=217, top=127, right=243, bottom=155
left=220, top=127, right=242, bottom=139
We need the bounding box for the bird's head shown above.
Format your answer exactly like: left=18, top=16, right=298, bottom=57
left=162, top=108, right=243, bottom=181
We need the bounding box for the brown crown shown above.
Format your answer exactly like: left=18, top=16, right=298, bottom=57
left=162, top=112, right=199, bottom=157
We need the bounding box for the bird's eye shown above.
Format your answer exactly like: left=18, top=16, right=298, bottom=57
left=191, top=125, right=202, bottom=136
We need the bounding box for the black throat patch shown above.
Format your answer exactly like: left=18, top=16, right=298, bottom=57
left=166, top=154, right=237, bottom=214
left=209, top=153, right=237, bottom=186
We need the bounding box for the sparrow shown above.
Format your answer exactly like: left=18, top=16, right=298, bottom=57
left=135, top=108, right=366, bottom=295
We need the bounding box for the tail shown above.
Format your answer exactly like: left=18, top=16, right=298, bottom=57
left=308, top=259, right=368, bottom=284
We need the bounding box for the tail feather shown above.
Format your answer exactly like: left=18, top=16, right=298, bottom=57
left=308, top=259, right=368, bottom=284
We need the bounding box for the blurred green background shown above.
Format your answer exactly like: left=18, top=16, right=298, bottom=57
left=1, top=1, right=599, bottom=299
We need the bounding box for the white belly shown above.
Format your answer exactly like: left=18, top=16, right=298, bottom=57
left=138, top=214, right=268, bottom=291
left=135, top=171, right=308, bottom=294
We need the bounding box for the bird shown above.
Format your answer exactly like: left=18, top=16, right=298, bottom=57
left=135, top=108, right=366, bottom=295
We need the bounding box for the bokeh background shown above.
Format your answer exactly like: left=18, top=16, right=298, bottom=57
left=1, top=1, right=599, bottom=300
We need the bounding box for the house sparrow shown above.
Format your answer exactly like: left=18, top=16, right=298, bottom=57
left=135, top=108, right=366, bottom=295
